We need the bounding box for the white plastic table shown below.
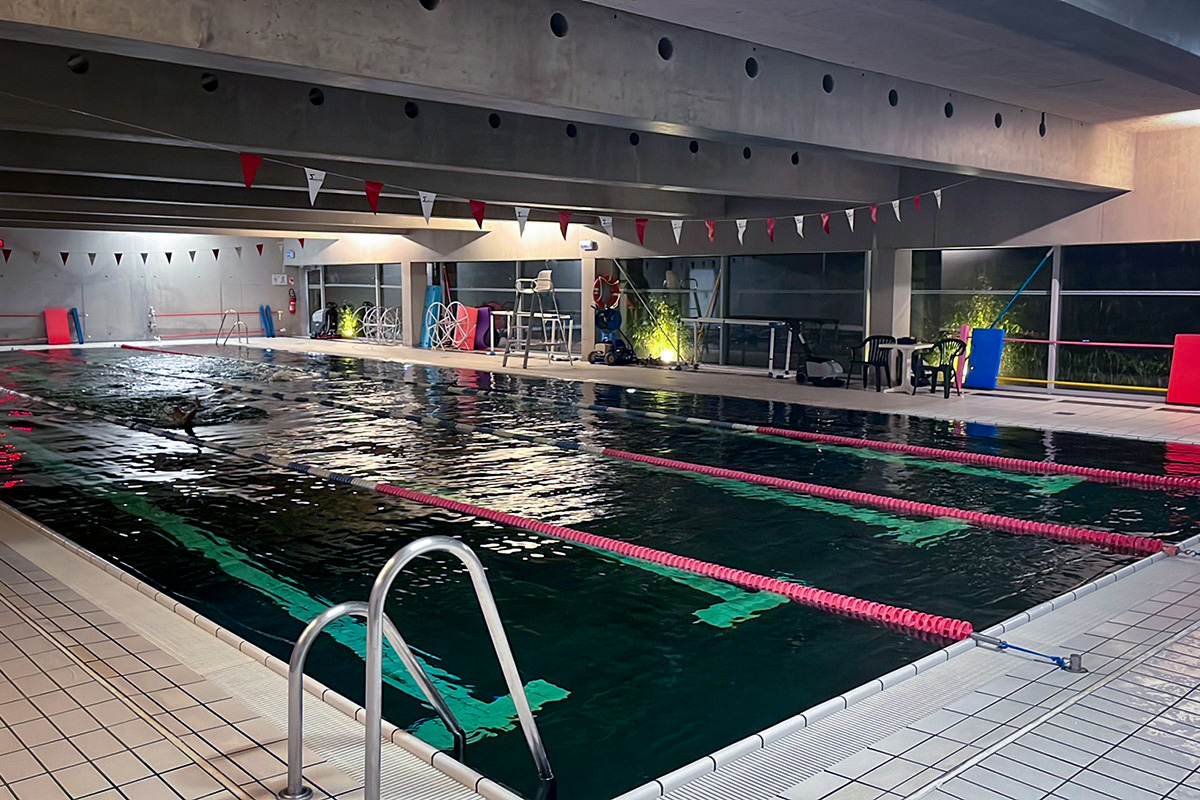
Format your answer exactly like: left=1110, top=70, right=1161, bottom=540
left=881, top=342, right=934, bottom=393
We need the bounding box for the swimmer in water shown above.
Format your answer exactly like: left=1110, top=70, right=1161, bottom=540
left=169, top=397, right=201, bottom=437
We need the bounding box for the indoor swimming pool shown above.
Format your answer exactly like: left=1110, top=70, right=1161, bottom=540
left=0, top=347, right=1195, bottom=799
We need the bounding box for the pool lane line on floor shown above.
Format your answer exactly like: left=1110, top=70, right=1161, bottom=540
left=86, top=352, right=1165, bottom=556
left=116, top=344, right=1200, bottom=493
left=0, top=383, right=974, bottom=641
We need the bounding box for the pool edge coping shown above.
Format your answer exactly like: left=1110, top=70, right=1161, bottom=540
left=0, top=501, right=524, bottom=800
left=611, top=533, right=1200, bottom=800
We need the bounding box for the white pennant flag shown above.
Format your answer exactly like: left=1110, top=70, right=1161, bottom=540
left=933, top=188, right=943, bottom=209
left=515, top=206, right=531, bottom=236
left=305, top=168, right=326, bottom=206
left=845, top=208, right=855, bottom=232
left=599, top=216, right=614, bottom=239
left=794, top=216, right=804, bottom=239
left=671, top=219, right=684, bottom=244
left=891, top=199, right=902, bottom=222
left=419, top=191, right=436, bottom=224
left=736, top=219, right=748, bottom=244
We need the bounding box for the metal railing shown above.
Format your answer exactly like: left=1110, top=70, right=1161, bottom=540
left=216, top=309, right=250, bottom=346
left=280, top=536, right=555, bottom=800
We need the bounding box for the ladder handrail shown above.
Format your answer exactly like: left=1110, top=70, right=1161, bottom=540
left=365, top=536, right=555, bottom=800
left=279, top=599, right=467, bottom=800
left=217, top=309, right=249, bottom=346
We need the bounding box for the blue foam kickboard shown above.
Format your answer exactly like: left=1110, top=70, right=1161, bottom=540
left=264, top=305, right=276, bottom=337
left=963, top=328, right=1006, bottom=390
left=69, top=308, right=84, bottom=344
left=419, top=285, right=443, bottom=348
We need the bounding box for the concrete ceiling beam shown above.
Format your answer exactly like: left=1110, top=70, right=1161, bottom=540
left=0, top=0, right=1133, bottom=190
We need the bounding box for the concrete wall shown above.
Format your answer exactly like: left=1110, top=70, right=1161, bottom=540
left=0, top=231, right=296, bottom=343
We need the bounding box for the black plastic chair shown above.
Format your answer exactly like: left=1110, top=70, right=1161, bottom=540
left=915, top=338, right=967, bottom=398
left=846, top=335, right=895, bottom=392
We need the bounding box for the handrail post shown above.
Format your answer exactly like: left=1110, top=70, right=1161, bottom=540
left=366, top=536, right=554, bottom=800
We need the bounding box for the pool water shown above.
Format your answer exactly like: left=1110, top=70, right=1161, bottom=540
left=0, top=347, right=1195, bottom=799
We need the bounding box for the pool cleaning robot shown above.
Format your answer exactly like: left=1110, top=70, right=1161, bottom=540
left=793, top=327, right=846, bottom=386
left=587, top=274, right=638, bottom=365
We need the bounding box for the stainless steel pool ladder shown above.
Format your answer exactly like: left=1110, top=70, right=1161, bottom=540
left=216, top=309, right=249, bottom=346
left=279, top=536, right=555, bottom=800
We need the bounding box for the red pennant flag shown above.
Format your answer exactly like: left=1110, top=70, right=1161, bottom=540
left=705, top=220, right=716, bottom=243
left=364, top=181, right=384, bottom=214
left=60, top=252, right=69, bottom=265
left=821, top=212, right=831, bottom=234
left=470, top=200, right=487, bottom=228
left=870, top=205, right=878, bottom=224
left=635, top=218, right=648, bottom=245
left=558, top=212, right=572, bottom=239
left=256, top=243, right=264, bottom=256
left=0, top=250, right=9, bottom=263
left=212, top=249, right=220, bottom=261
left=766, top=218, right=776, bottom=242
left=114, top=253, right=123, bottom=265
left=240, top=153, right=263, bottom=189
left=298, top=238, right=305, bottom=249
left=914, top=194, right=921, bottom=212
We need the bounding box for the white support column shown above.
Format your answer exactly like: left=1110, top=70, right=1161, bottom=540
left=400, top=262, right=427, bottom=347
left=1048, top=245, right=1063, bottom=392
left=868, top=248, right=912, bottom=339
left=580, top=257, right=598, bottom=357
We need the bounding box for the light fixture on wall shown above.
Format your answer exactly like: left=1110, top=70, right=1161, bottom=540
left=580, top=240, right=599, bottom=252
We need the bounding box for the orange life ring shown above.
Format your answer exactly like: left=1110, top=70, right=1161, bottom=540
left=593, top=274, right=621, bottom=310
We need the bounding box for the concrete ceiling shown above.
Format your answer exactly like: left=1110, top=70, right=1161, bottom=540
left=584, top=0, right=1200, bottom=123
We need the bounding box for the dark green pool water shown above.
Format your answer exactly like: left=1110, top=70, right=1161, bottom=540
left=0, top=346, right=1194, bottom=799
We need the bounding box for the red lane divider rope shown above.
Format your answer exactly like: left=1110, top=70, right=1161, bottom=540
left=0, top=378, right=975, bottom=641
left=116, top=343, right=1200, bottom=493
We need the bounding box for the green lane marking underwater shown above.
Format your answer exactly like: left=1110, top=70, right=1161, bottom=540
left=7, top=431, right=568, bottom=747
left=743, top=432, right=1084, bottom=496
left=405, top=481, right=788, bottom=628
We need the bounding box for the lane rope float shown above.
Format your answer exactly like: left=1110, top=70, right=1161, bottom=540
left=0, top=383, right=974, bottom=641
left=115, top=344, right=1200, bottom=493
left=93, top=351, right=1166, bottom=555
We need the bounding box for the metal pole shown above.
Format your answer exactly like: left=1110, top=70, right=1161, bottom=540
left=1048, top=245, right=1062, bottom=393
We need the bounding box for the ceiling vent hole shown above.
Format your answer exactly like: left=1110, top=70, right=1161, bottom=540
left=688, top=140, right=699, bottom=154
left=994, top=112, right=1003, bottom=128
left=791, top=151, right=800, bottom=166
left=745, top=57, right=759, bottom=78
left=1039, top=112, right=1047, bottom=138
left=199, top=72, right=220, bottom=92
left=944, top=102, right=954, bottom=118
left=550, top=12, right=569, bottom=37
left=629, top=132, right=640, bottom=146
left=743, top=147, right=752, bottom=160
left=307, top=87, right=325, bottom=106
left=565, top=123, right=578, bottom=138
left=822, top=74, right=834, bottom=93
left=66, top=54, right=90, bottom=74
left=488, top=113, right=502, bottom=129
left=658, top=37, right=674, bottom=60
left=888, top=89, right=898, bottom=107
left=404, top=101, right=420, bottom=119
left=418, top=0, right=439, bottom=9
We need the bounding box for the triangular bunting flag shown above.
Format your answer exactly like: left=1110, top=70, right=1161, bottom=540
left=0, top=250, right=10, bottom=264
left=845, top=208, right=855, bottom=232
left=88, top=253, right=96, bottom=266
left=671, top=219, right=683, bottom=245
left=558, top=211, right=572, bottom=239
left=470, top=200, right=487, bottom=228
left=305, top=168, right=326, bottom=206
left=892, top=199, right=902, bottom=221
left=914, top=194, right=922, bottom=212
left=235, top=246, right=243, bottom=258
left=241, top=153, right=263, bottom=189
left=767, top=218, right=776, bottom=243
left=212, top=249, right=220, bottom=261
left=934, top=188, right=943, bottom=209
left=515, top=207, right=530, bottom=236
left=165, top=252, right=173, bottom=264
left=188, top=251, right=196, bottom=263
left=114, top=253, right=123, bottom=265
left=705, top=220, right=716, bottom=244
left=256, top=244, right=264, bottom=256
left=795, top=216, right=804, bottom=239
left=31, top=251, right=40, bottom=264
left=298, top=238, right=305, bottom=249
left=364, top=181, right=383, bottom=214
left=419, top=191, right=436, bottom=224
left=870, top=205, right=878, bottom=224
left=736, top=219, right=748, bottom=245
left=821, top=213, right=830, bottom=234
left=60, top=252, right=69, bottom=265
left=636, top=218, right=648, bottom=245
left=599, top=216, right=614, bottom=239
left=139, top=253, right=148, bottom=264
